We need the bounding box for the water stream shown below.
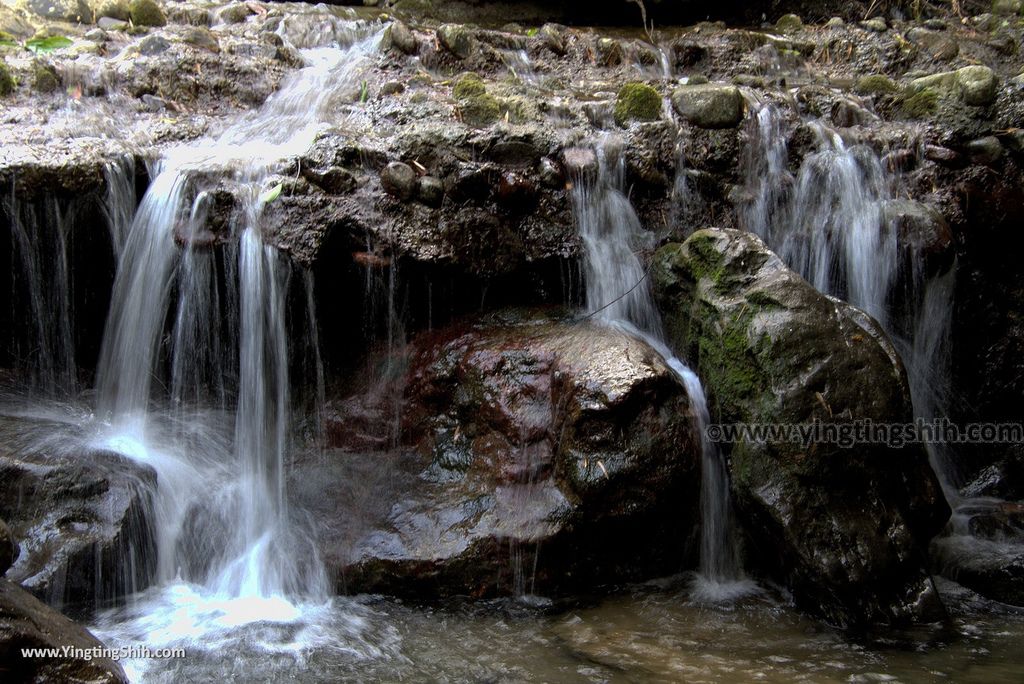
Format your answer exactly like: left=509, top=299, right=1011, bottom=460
left=569, top=136, right=755, bottom=600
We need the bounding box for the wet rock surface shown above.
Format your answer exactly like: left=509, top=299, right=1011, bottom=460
left=295, top=309, right=701, bottom=597
left=652, top=229, right=950, bottom=627
left=0, top=578, right=128, bottom=683
left=0, top=0, right=1023, bottom=628
left=0, top=435, right=156, bottom=609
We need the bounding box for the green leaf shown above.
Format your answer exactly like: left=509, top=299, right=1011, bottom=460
left=0, top=39, right=18, bottom=49
left=359, top=80, right=368, bottom=103
left=25, top=36, right=73, bottom=54
left=259, top=182, right=282, bottom=204
left=526, top=28, right=538, bottom=37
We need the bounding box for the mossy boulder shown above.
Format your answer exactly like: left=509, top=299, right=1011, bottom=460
left=671, top=83, right=743, bottom=128
left=856, top=74, right=898, bottom=96
left=775, top=14, right=803, bottom=34
left=899, top=87, right=939, bottom=118
left=128, top=0, right=165, bottom=27
left=91, top=0, right=129, bottom=20
left=0, top=60, right=14, bottom=96
left=910, top=65, right=998, bottom=107
left=652, top=229, right=949, bottom=627
left=992, top=0, right=1023, bottom=15
left=32, top=62, right=59, bottom=93
left=453, top=72, right=500, bottom=126
left=613, top=82, right=661, bottom=126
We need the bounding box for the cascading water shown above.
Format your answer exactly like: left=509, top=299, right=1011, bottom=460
left=740, top=103, right=960, bottom=499
left=62, top=17, right=388, bottom=678
left=569, top=137, right=754, bottom=600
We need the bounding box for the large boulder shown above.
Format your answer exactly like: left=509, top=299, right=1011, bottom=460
left=0, top=579, right=127, bottom=683
left=652, top=229, right=950, bottom=627
left=297, top=309, right=701, bottom=597
left=0, top=446, right=156, bottom=609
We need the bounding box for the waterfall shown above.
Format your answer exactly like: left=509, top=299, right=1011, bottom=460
left=569, top=137, right=754, bottom=599
left=81, top=19, right=383, bottom=654
left=740, top=103, right=959, bottom=497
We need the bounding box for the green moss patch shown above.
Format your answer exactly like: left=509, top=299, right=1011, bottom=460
left=614, top=82, right=661, bottom=127
left=856, top=74, right=897, bottom=96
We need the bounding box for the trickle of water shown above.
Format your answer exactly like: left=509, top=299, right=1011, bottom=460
left=569, top=136, right=753, bottom=598
left=2, top=190, right=76, bottom=394
left=500, top=48, right=538, bottom=86
left=739, top=102, right=791, bottom=246
left=102, top=155, right=137, bottom=256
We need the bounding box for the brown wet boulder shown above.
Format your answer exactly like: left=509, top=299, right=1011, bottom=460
left=299, top=309, right=702, bottom=598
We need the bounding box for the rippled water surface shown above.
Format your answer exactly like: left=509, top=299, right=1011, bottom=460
left=90, top=577, right=1024, bottom=683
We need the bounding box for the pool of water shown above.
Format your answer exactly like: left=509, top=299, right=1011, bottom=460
left=92, top=576, right=1024, bottom=683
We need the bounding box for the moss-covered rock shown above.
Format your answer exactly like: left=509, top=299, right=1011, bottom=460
left=92, top=0, right=129, bottom=20
left=910, top=65, right=999, bottom=107
left=855, top=73, right=898, bottom=96
left=775, top=14, right=803, bottom=34
left=128, top=0, right=165, bottom=27
left=652, top=229, right=949, bottom=628
left=32, top=62, right=59, bottom=93
left=899, top=86, right=939, bottom=118
left=0, top=60, right=14, bottom=97
left=613, top=82, right=661, bottom=127
left=452, top=72, right=500, bottom=126
left=992, top=0, right=1023, bottom=16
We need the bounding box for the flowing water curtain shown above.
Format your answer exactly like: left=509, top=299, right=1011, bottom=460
left=569, top=137, right=749, bottom=592
left=740, top=103, right=959, bottom=491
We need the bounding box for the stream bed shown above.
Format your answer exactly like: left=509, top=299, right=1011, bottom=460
left=92, top=577, right=1024, bottom=683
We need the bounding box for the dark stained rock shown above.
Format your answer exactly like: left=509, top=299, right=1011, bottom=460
left=0, top=579, right=127, bottom=683
left=0, top=520, right=16, bottom=576
left=300, top=309, right=702, bottom=598
left=883, top=199, right=954, bottom=276
left=652, top=229, right=950, bottom=627
left=381, top=161, right=417, bottom=201
left=0, top=446, right=156, bottom=609
left=932, top=534, right=1024, bottom=606
left=437, top=24, right=474, bottom=59
left=416, top=175, right=444, bottom=207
